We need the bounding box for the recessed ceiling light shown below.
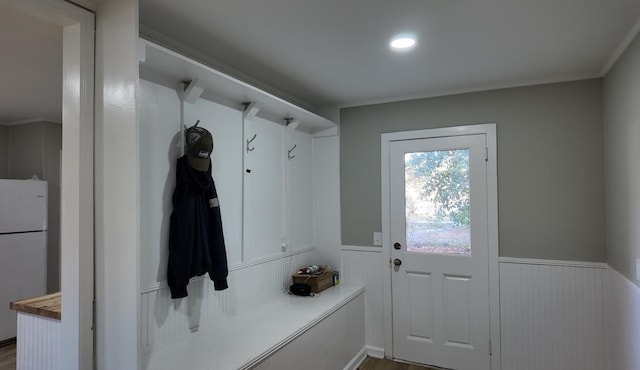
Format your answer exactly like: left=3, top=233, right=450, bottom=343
left=390, top=35, right=416, bottom=51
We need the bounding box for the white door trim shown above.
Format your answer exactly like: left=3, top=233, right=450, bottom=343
left=381, top=123, right=500, bottom=370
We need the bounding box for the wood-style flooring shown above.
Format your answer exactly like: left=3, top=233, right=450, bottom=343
left=1, top=344, right=443, bottom=370
left=0, top=342, right=15, bottom=370
left=358, top=357, right=441, bottom=370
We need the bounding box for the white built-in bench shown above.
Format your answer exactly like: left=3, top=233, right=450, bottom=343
left=141, top=284, right=366, bottom=370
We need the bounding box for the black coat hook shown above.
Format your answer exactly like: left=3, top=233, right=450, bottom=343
left=247, top=134, right=257, bottom=152
left=288, top=144, right=297, bottom=161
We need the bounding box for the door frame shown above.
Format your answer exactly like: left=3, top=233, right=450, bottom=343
left=5, top=0, right=95, bottom=368
left=381, top=123, right=500, bottom=370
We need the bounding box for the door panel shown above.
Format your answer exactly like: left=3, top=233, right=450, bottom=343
left=391, top=134, right=490, bottom=370
left=407, top=272, right=434, bottom=340
left=443, top=275, right=472, bottom=347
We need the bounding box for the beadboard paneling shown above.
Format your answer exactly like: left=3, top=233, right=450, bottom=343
left=605, top=267, right=640, bottom=370
left=341, top=246, right=384, bottom=352
left=16, top=313, right=60, bottom=370
left=141, top=249, right=316, bottom=352
left=500, top=260, right=606, bottom=370
left=252, top=293, right=365, bottom=370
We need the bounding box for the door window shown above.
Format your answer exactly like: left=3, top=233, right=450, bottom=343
left=404, top=150, right=471, bottom=255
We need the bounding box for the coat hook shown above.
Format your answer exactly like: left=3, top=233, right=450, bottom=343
left=247, top=133, right=257, bottom=152
left=287, top=144, right=297, bottom=161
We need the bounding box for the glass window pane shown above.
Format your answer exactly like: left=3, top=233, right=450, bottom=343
left=405, top=150, right=471, bottom=255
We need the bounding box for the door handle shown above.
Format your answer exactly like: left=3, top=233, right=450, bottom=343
left=394, top=259, right=402, bottom=267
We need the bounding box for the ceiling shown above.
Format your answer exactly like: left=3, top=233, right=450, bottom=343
left=140, top=0, right=640, bottom=115
left=1, top=1, right=638, bottom=124
left=0, top=3, right=62, bottom=125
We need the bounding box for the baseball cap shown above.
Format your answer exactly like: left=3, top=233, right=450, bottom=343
left=185, top=126, right=213, bottom=171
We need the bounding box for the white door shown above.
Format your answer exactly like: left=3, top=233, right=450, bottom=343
left=390, top=134, right=490, bottom=370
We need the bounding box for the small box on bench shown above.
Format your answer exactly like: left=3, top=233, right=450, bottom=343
left=291, top=271, right=334, bottom=293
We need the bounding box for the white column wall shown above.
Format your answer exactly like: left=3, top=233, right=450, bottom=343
left=94, top=0, right=140, bottom=369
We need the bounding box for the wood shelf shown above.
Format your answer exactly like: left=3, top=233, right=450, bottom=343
left=10, top=292, right=61, bottom=321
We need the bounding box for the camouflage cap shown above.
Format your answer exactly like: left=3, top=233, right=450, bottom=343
left=185, top=126, right=213, bottom=171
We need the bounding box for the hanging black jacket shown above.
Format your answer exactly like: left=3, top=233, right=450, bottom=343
left=168, top=155, right=229, bottom=299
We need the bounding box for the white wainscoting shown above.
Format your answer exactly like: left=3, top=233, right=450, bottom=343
left=252, top=293, right=366, bottom=370
left=605, top=266, right=640, bottom=370
left=16, top=313, right=61, bottom=370
left=499, top=258, right=606, bottom=370
left=141, top=248, right=316, bottom=352
left=340, top=246, right=385, bottom=355
left=340, top=250, right=612, bottom=368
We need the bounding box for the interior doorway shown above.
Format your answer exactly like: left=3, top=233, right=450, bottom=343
left=0, top=0, right=94, bottom=369
left=381, top=124, right=501, bottom=370
left=0, top=2, right=63, bottom=346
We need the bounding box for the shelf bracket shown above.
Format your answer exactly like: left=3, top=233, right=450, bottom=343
left=181, top=79, right=204, bottom=104
left=242, top=102, right=261, bottom=121
left=284, top=117, right=300, bottom=130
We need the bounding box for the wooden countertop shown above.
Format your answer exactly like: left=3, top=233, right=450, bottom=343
left=10, top=292, right=61, bottom=320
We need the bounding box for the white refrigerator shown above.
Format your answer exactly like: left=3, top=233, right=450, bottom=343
left=0, top=179, right=48, bottom=342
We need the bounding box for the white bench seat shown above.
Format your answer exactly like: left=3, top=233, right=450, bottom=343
left=142, top=284, right=365, bottom=370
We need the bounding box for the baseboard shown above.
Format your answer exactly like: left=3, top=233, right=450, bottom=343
left=344, top=346, right=367, bottom=370
left=0, top=337, right=16, bottom=347
left=366, top=346, right=385, bottom=359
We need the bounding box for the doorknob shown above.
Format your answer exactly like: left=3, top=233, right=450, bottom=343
left=394, top=259, right=402, bottom=267
left=393, top=242, right=401, bottom=250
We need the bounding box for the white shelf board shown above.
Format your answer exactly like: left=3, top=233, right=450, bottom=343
left=139, top=38, right=337, bottom=135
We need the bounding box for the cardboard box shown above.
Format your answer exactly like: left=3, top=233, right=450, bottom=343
left=291, top=271, right=334, bottom=293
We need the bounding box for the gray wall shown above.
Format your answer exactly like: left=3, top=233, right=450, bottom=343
left=0, top=125, right=7, bottom=177
left=7, top=121, right=62, bottom=292
left=604, top=33, right=640, bottom=281
left=8, top=122, right=47, bottom=179
left=341, top=79, right=605, bottom=262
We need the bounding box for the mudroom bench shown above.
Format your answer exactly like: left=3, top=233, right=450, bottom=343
left=141, top=284, right=366, bottom=370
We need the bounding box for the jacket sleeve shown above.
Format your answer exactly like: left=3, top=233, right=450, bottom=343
left=207, top=181, right=229, bottom=290
left=167, top=165, right=194, bottom=299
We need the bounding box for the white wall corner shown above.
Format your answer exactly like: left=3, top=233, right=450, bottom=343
left=366, top=346, right=385, bottom=359
left=601, top=16, right=640, bottom=75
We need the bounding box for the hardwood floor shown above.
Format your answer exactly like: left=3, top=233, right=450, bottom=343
left=0, top=342, right=16, bottom=370
left=0, top=345, right=446, bottom=370
left=358, top=357, right=442, bottom=370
